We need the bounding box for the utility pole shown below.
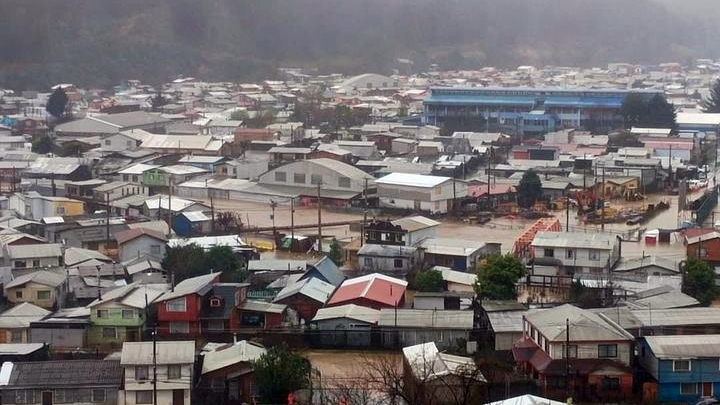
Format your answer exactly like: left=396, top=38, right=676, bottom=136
left=105, top=192, right=110, bottom=251
left=565, top=318, right=571, bottom=402
left=290, top=197, right=295, bottom=246
left=361, top=178, right=368, bottom=247
left=317, top=181, right=323, bottom=253
left=566, top=193, right=570, bottom=232
left=167, top=176, right=173, bottom=237
left=152, top=326, right=157, bottom=405
left=601, top=166, right=606, bottom=232
left=270, top=200, right=277, bottom=249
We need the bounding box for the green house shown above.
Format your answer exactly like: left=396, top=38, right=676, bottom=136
left=87, top=283, right=167, bottom=348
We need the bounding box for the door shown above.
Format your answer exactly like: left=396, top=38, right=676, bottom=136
left=703, top=382, right=713, bottom=397
left=41, top=391, right=52, bottom=405
left=172, top=389, right=184, bottom=405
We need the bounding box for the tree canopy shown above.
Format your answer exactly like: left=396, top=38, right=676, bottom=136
left=253, top=344, right=311, bottom=405
left=702, top=79, right=720, bottom=113
left=415, top=269, right=444, bottom=292
left=161, top=243, right=246, bottom=283
left=206, top=245, right=246, bottom=282
left=517, top=169, right=543, bottom=208
left=682, top=257, right=718, bottom=306
left=328, top=239, right=344, bottom=266
left=45, top=87, right=68, bottom=119
left=474, top=253, right=526, bottom=300
left=620, top=93, right=677, bottom=133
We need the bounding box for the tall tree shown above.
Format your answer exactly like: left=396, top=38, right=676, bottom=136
left=161, top=243, right=207, bottom=283
left=474, top=253, right=526, bottom=300
left=646, top=94, right=677, bottom=132
left=253, top=344, right=311, bottom=405
left=206, top=245, right=246, bottom=282
left=150, top=91, right=169, bottom=112
left=415, top=269, right=444, bottom=292
left=45, top=87, right=68, bottom=119
left=328, top=239, right=344, bottom=266
left=702, top=79, right=720, bottom=113
left=517, top=169, right=543, bottom=208
left=682, top=257, right=718, bottom=306
left=620, top=92, right=648, bottom=128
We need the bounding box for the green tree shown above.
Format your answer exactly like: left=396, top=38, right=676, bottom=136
left=517, top=169, right=543, bottom=208
left=702, top=79, right=720, bottom=113
left=161, top=243, right=207, bottom=282
left=230, top=109, right=250, bottom=122
left=474, top=253, right=526, bottom=300
left=45, top=87, right=68, bottom=119
left=646, top=94, right=677, bottom=132
left=244, top=109, right=276, bottom=128
left=620, top=92, right=648, bottom=128
left=328, top=239, right=344, bottom=266
left=150, top=91, right=169, bottom=112
left=682, top=257, right=718, bottom=306
left=253, top=344, right=311, bottom=404
left=415, top=269, right=444, bottom=292
left=31, top=136, right=54, bottom=154
left=206, top=245, right=246, bottom=282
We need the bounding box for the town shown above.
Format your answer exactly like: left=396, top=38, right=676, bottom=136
left=0, top=61, right=719, bottom=405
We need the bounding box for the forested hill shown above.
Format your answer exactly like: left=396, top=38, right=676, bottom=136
left=0, top=0, right=717, bottom=90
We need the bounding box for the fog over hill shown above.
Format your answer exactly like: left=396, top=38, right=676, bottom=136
left=0, top=0, right=718, bottom=89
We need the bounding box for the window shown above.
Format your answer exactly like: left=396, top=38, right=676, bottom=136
left=274, top=171, right=286, bottom=182
left=566, top=249, right=574, bottom=259
left=293, top=173, right=306, bottom=184
left=123, top=174, right=130, bottom=181
left=562, top=344, right=578, bottom=358
left=102, top=327, right=116, bottom=339
left=15, top=291, right=22, bottom=298
left=37, top=290, right=51, bottom=300
left=32, top=260, right=40, bottom=267
left=167, top=297, right=187, bottom=312
left=170, top=321, right=190, bottom=334
left=208, top=320, right=225, bottom=330
left=168, top=365, right=182, bottom=379
left=394, top=259, right=403, bottom=268
left=434, top=185, right=441, bottom=195
left=96, top=309, right=109, bottom=318
left=136, top=391, right=153, bottom=404
left=680, top=383, right=698, bottom=394
left=311, top=174, right=322, bottom=185
left=674, top=360, right=691, bottom=372
left=544, top=248, right=554, bottom=258
left=10, top=330, right=23, bottom=343
left=91, top=389, right=106, bottom=403
left=150, top=245, right=161, bottom=255
left=15, top=390, right=35, bottom=404
left=598, top=344, right=618, bottom=358
left=363, top=257, right=373, bottom=267
left=122, top=309, right=134, bottom=319
left=601, top=377, right=620, bottom=390
left=135, top=366, right=149, bottom=380
left=14, top=260, right=26, bottom=268
left=338, top=177, right=351, bottom=188
left=697, top=247, right=708, bottom=257
left=589, top=250, right=600, bottom=261
left=210, top=297, right=222, bottom=307
left=56, top=206, right=65, bottom=215
left=54, top=389, right=73, bottom=403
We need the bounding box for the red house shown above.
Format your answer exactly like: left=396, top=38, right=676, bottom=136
left=154, top=273, right=220, bottom=337
left=272, top=277, right=336, bottom=323
left=326, top=273, right=407, bottom=310
left=685, top=230, right=720, bottom=264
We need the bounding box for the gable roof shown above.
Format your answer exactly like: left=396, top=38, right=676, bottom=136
left=376, top=172, right=451, bottom=188
left=531, top=231, right=618, bottom=250
left=6, top=360, right=122, bottom=388
left=301, top=256, right=345, bottom=287
left=114, top=227, right=168, bottom=245
left=5, top=271, right=66, bottom=290
left=643, top=335, right=720, bottom=359
left=312, top=304, right=381, bottom=324
left=154, top=273, right=220, bottom=303
left=524, top=304, right=633, bottom=342
left=121, top=341, right=195, bottom=365
left=326, top=273, right=407, bottom=308
left=402, top=341, right=484, bottom=381
left=391, top=215, right=440, bottom=232
left=273, top=277, right=336, bottom=304
left=87, top=283, right=167, bottom=309
left=378, top=309, right=473, bottom=329
left=201, top=340, right=266, bottom=374
left=200, top=283, right=247, bottom=319
left=0, top=303, right=51, bottom=328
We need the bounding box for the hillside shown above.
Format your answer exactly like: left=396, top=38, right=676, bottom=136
left=0, top=0, right=717, bottom=90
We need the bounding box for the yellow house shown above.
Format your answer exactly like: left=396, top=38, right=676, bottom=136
left=603, top=176, right=640, bottom=198
left=0, top=302, right=50, bottom=343
left=45, top=196, right=85, bottom=217
left=4, top=270, right=67, bottom=309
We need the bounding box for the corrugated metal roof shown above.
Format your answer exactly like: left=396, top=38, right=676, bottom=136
left=524, top=304, right=633, bottom=342
left=201, top=340, right=266, bottom=374
left=312, top=304, right=381, bottom=324
left=180, top=211, right=210, bottom=222
left=531, top=231, right=618, bottom=249
left=273, top=277, right=336, bottom=304
left=376, top=172, right=450, bottom=188
left=644, top=335, right=720, bottom=359
left=327, top=273, right=407, bottom=307
left=7, top=360, right=122, bottom=388
left=378, top=309, right=473, bottom=329
left=167, top=235, right=245, bottom=250
left=121, top=341, right=195, bottom=365
left=155, top=273, right=219, bottom=303
left=0, top=303, right=50, bottom=328
left=440, top=267, right=478, bottom=286
left=247, top=259, right=307, bottom=272
left=418, top=237, right=486, bottom=257
left=486, top=394, right=567, bottom=405
left=5, top=270, right=66, bottom=289
left=117, top=163, right=159, bottom=175
left=27, top=157, right=84, bottom=175
left=391, top=215, right=440, bottom=232
left=630, top=307, right=720, bottom=327
left=141, top=135, right=213, bottom=150
left=125, top=260, right=163, bottom=275
left=402, top=341, right=483, bottom=381
left=240, top=300, right=287, bottom=314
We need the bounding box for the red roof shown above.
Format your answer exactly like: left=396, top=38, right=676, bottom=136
left=326, top=273, right=407, bottom=308
left=115, top=227, right=168, bottom=245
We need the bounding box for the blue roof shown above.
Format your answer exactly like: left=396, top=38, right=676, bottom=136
left=425, top=95, right=535, bottom=106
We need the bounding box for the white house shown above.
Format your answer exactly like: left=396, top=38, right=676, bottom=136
left=375, top=172, right=467, bottom=214
left=120, top=340, right=195, bottom=405
left=531, top=231, right=621, bottom=275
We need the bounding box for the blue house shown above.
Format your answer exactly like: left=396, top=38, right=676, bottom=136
left=173, top=211, right=212, bottom=236
left=638, top=335, right=720, bottom=403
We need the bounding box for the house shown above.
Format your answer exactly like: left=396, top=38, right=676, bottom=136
left=300, top=256, right=346, bottom=287
left=120, top=341, right=195, bottom=405
left=237, top=300, right=288, bottom=329
left=485, top=309, right=531, bottom=351
left=439, top=267, right=478, bottom=294
left=637, top=335, right=720, bottom=403
left=363, top=216, right=440, bottom=247
left=402, top=342, right=485, bottom=405
left=1, top=359, right=123, bottom=405
left=153, top=273, right=220, bottom=338
left=65, top=179, right=108, bottom=200
left=199, top=283, right=248, bottom=337
left=23, top=157, right=92, bottom=182
left=357, top=244, right=422, bottom=276
left=592, top=307, right=720, bottom=338
left=418, top=238, right=500, bottom=271
left=413, top=291, right=473, bottom=311
left=92, top=181, right=146, bottom=202
left=326, top=273, right=407, bottom=310
left=612, top=255, right=681, bottom=279
left=29, top=306, right=90, bottom=348
left=685, top=231, right=720, bottom=264
left=125, top=259, right=167, bottom=284
left=0, top=303, right=50, bottom=343
left=531, top=231, right=622, bottom=275
left=375, top=172, right=467, bottom=214
left=173, top=211, right=212, bottom=236
left=8, top=193, right=84, bottom=220
left=379, top=309, right=474, bottom=350
left=100, top=130, right=150, bottom=152
left=0, top=343, right=48, bottom=363
left=115, top=228, right=168, bottom=263
left=311, top=304, right=381, bottom=347
left=2, top=243, right=64, bottom=271
left=512, top=304, right=634, bottom=402
left=272, top=277, right=336, bottom=323
left=5, top=270, right=67, bottom=309
left=86, top=283, right=167, bottom=348
left=198, top=340, right=267, bottom=404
